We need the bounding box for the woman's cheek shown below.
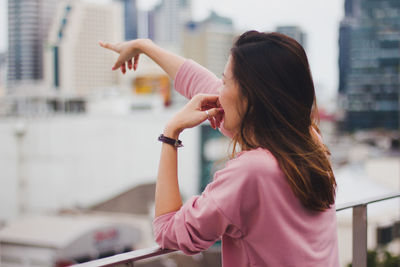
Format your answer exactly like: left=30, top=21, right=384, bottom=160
left=219, top=89, right=227, bottom=108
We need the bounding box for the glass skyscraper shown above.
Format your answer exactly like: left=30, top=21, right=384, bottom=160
left=7, top=0, right=57, bottom=90
left=338, top=0, right=400, bottom=130
left=118, top=0, right=138, bottom=40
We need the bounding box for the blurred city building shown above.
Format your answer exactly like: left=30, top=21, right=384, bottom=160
left=0, top=112, right=200, bottom=222
left=2, top=0, right=199, bottom=118
left=0, top=212, right=152, bottom=266
left=136, top=6, right=157, bottom=40
left=6, top=0, right=58, bottom=91
left=45, top=0, right=123, bottom=97
left=199, top=124, right=230, bottom=193
left=116, top=0, right=138, bottom=40
left=338, top=0, right=400, bottom=131
left=91, top=183, right=156, bottom=215
left=183, top=11, right=234, bottom=76
left=0, top=52, right=6, bottom=97
left=2, top=0, right=125, bottom=117
left=276, top=26, right=307, bottom=50
left=335, top=159, right=400, bottom=267
left=136, top=8, right=152, bottom=39
left=152, top=0, right=192, bottom=52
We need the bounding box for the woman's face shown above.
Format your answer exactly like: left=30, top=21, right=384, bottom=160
left=219, top=56, right=247, bottom=134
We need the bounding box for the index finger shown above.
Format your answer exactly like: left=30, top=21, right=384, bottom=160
left=112, top=53, right=129, bottom=70
left=99, top=40, right=117, bottom=52
left=200, top=94, right=220, bottom=108
left=200, top=94, right=219, bottom=103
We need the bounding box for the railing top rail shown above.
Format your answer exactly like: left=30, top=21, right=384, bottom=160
left=73, top=192, right=400, bottom=266
left=71, top=246, right=174, bottom=267
left=335, top=191, right=400, bottom=211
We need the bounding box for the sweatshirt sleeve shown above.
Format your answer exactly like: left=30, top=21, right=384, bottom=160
left=152, top=184, right=243, bottom=255
left=152, top=155, right=264, bottom=254
left=174, top=59, right=222, bottom=98
left=174, top=59, right=233, bottom=138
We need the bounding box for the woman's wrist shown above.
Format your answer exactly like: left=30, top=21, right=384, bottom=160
left=163, top=123, right=181, bottom=140
left=136, top=38, right=153, bottom=55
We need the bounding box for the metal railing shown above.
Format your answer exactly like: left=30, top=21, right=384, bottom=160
left=72, top=246, right=174, bottom=267
left=73, top=192, right=400, bottom=267
left=336, top=192, right=400, bottom=267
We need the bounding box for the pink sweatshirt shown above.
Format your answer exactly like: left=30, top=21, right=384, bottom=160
left=153, top=60, right=340, bottom=267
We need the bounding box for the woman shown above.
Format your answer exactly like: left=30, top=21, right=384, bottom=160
left=100, top=31, right=339, bottom=266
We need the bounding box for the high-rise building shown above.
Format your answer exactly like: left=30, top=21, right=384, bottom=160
left=0, top=53, right=6, bottom=97
left=276, top=26, right=307, bottom=50
left=7, top=0, right=58, bottom=91
left=117, top=0, right=138, bottom=40
left=137, top=9, right=153, bottom=39
left=183, top=11, right=234, bottom=76
left=45, top=1, right=123, bottom=97
left=152, top=0, right=192, bottom=52
left=338, top=0, right=400, bottom=130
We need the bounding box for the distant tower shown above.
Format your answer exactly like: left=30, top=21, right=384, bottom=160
left=46, top=1, right=123, bottom=96
left=152, top=0, right=192, bottom=52
left=276, top=26, right=307, bottom=50
left=137, top=8, right=153, bottom=39
left=183, top=11, right=234, bottom=75
left=7, top=0, right=57, bottom=91
left=0, top=53, right=6, bottom=97
left=118, top=0, right=138, bottom=40
left=338, top=0, right=400, bottom=130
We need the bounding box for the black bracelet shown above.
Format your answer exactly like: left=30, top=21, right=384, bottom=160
left=158, top=134, right=183, bottom=148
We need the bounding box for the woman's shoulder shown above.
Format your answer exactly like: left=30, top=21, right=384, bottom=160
left=224, top=148, right=282, bottom=178
left=233, top=147, right=278, bottom=166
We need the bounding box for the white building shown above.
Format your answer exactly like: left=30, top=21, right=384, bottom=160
left=183, top=11, right=234, bottom=76
left=0, top=111, right=200, bottom=222
left=45, top=0, right=124, bottom=97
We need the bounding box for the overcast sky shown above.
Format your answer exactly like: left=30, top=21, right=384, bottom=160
left=0, top=0, right=344, bottom=102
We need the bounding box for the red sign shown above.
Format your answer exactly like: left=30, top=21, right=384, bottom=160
left=94, top=229, right=118, bottom=244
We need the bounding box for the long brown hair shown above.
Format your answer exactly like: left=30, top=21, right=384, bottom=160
left=230, top=31, right=336, bottom=211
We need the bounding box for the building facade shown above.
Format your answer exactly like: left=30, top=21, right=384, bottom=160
left=0, top=53, right=6, bottom=97
left=152, top=0, right=192, bottom=52
left=338, top=0, right=400, bottom=130
left=118, top=0, right=138, bottom=40
left=276, top=26, right=307, bottom=50
left=183, top=11, right=234, bottom=76
left=7, top=0, right=58, bottom=91
left=45, top=1, right=123, bottom=97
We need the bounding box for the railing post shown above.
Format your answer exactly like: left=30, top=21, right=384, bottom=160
left=352, top=204, right=367, bottom=267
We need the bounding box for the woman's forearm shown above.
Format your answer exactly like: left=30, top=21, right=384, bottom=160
left=155, top=128, right=183, bottom=217
left=138, top=39, right=186, bottom=80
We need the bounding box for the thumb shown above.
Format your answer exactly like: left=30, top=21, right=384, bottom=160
left=204, top=107, right=224, bottom=129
